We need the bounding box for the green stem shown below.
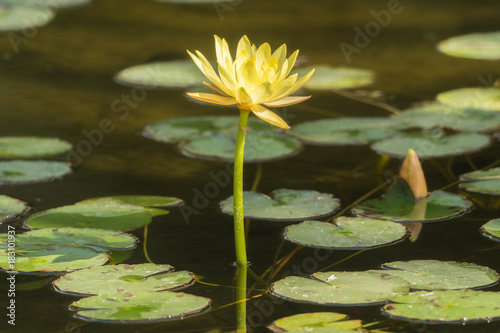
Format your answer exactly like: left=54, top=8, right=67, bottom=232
left=234, top=109, right=250, bottom=265
left=236, top=263, right=248, bottom=333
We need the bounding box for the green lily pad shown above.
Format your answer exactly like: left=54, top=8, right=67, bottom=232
left=296, top=65, right=375, bottom=90
left=383, top=289, right=500, bottom=323
left=53, top=263, right=195, bottom=296
left=371, top=131, right=491, bottom=159
left=10, top=227, right=138, bottom=250
left=153, top=0, right=231, bottom=3
left=77, top=195, right=183, bottom=207
left=437, top=31, right=500, bottom=60
left=284, top=217, right=408, bottom=249
left=269, top=312, right=363, bottom=332
left=220, top=189, right=340, bottom=221
left=114, top=60, right=208, bottom=89
left=0, top=136, right=72, bottom=159
left=390, top=103, right=500, bottom=132
left=482, top=218, right=500, bottom=242
left=381, top=260, right=500, bottom=290
left=25, top=203, right=167, bottom=231
left=178, top=130, right=302, bottom=162
left=437, top=87, right=500, bottom=111
left=459, top=167, right=500, bottom=195
left=0, top=5, right=55, bottom=32
left=143, top=116, right=276, bottom=144
left=0, top=195, right=29, bottom=222
left=1, top=0, right=92, bottom=8
left=271, top=270, right=410, bottom=306
left=70, top=290, right=211, bottom=323
left=289, top=117, right=399, bottom=145
left=0, top=244, right=108, bottom=274
left=0, top=160, right=72, bottom=185
left=286, top=329, right=365, bottom=333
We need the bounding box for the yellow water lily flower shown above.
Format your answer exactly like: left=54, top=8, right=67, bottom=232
left=187, top=35, right=315, bottom=129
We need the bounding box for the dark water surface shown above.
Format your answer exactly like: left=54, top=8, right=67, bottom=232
left=1, top=0, right=500, bottom=332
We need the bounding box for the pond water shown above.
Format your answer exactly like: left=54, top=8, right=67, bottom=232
left=1, top=0, right=500, bottom=332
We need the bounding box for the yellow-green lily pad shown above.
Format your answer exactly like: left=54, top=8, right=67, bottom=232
left=1, top=0, right=92, bottom=8
left=0, top=5, right=55, bottom=32
left=269, top=312, right=363, bottom=332
left=0, top=160, right=72, bottom=185
left=437, top=87, right=500, bottom=111
left=296, top=65, right=375, bottom=90
left=77, top=195, right=183, bottom=207
left=459, top=167, right=500, bottom=195
left=482, top=218, right=500, bottom=242
left=0, top=137, right=72, bottom=159
left=0, top=195, right=29, bottom=222
left=437, top=31, right=500, bottom=60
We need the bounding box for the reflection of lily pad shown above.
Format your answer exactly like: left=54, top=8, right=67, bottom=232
left=269, top=312, right=362, bottom=332
left=437, top=31, right=500, bottom=60
left=0, top=160, right=72, bottom=185
left=289, top=118, right=399, bottom=145
left=0, top=5, right=55, bottom=32
left=459, top=167, right=500, bottom=195
left=482, top=218, right=500, bottom=242
left=371, top=131, right=491, bottom=159
left=284, top=217, right=407, bottom=249
left=143, top=116, right=275, bottom=144
left=70, top=290, right=211, bottom=323
left=0, top=195, right=29, bottom=222
left=77, top=195, right=183, bottom=207
left=437, top=87, right=500, bottom=111
left=381, top=260, right=500, bottom=290
left=53, top=263, right=194, bottom=296
left=383, top=289, right=500, bottom=323
left=271, top=271, right=410, bottom=306
left=25, top=203, right=167, bottom=231
left=178, top=130, right=302, bottom=162
left=221, top=189, right=340, bottom=221
left=296, top=65, right=375, bottom=90
left=0, top=137, right=72, bottom=159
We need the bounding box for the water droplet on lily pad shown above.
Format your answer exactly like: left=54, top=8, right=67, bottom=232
left=220, top=189, right=340, bottom=221
left=482, top=218, right=500, bottom=242
left=437, top=87, right=500, bottom=111
left=296, top=65, right=375, bottom=90
left=283, top=217, right=407, bottom=249
left=459, top=167, right=500, bottom=195
left=269, top=312, right=362, bottom=332
left=53, top=263, right=195, bottom=296
left=0, top=136, right=72, bottom=159
left=0, top=195, right=29, bottom=222
left=70, top=290, right=211, bottom=323
left=437, top=31, right=500, bottom=60
left=0, top=5, right=55, bottom=32
left=0, top=160, right=72, bottom=185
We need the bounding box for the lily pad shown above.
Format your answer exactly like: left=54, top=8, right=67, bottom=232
left=482, top=218, right=500, bottom=242
left=269, top=312, right=362, bottom=332
left=296, top=65, right=375, bottom=90
left=437, top=31, right=500, bottom=60
left=0, top=5, right=55, bottom=32
left=70, top=290, right=211, bottom=323
left=178, top=130, right=303, bottom=162
left=53, top=263, right=195, bottom=296
left=0, top=160, right=72, bottom=185
left=77, top=195, right=183, bottom=207
left=283, top=217, right=408, bottom=249
left=437, top=87, right=500, bottom=111
left=383, top=289, right=500, bottom=323
left=459, top=167, right=500, bottom=195
left=371, top=131, right=491, bottom=159
left=143, top=116, right=276, bottom=144
left=25, top=203, right=167, bottom=231
left=220, top=189, right=340, bottom=221
left=1, top=0, right=92, bottom=8
left=0, top=136, right=72, bottom=159
left=153, top=0, right=231, bottom=3
left=0, top=195, right=29, bottom=222
left=114, top=60, right=208, bottom=89
left=271, top=270, right=410, bottom=306
left=381, top=260, right=500, bottom=290
left=0, top=244, right=108, bottom=274
left=289, top=117, right=399, bottom=145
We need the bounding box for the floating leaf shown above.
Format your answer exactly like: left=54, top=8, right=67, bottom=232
left=371, top=131, right=491, bottom=159
left=0, top=244, right=108, bottom=274
left=383, top=289, right=500, bottom=323
left=221, top=189, right=340, bottom=221
left=0, top=136, right=72, bottom=159
left=296, top=65, right=375, bottom=90
left=0, top=195, right=29, bottom=222
left=381, top=260, right=500, bottom=290
left=482, top=218, right=500, bottom=242
left=0, top=5, right=55, bottom=32
left=143, top=116, right=276, bottom=144
left=437, top=87, right=500, bottom=111
left=178, top=130, right=302, bottom=163
left=0, top=160, right=71, bottom=185
left=70, top=290, right=211, bottom=323
left=459, top=167, right=500, bottom=195
left=153, top=0, right=231, bottom=3
left=284, top=217, right=407, bottom=249
left=437, top=31, right=500, bottom=60
left=269, top=312, right=363, bottom=332
left=53, top=263, right=195, bottom=296
left=271, top=271, right=410, bottom=306
left=77, top=195, right=183, bottom=207
left=25, top=203, right=167, bottom=231
left=1, top=0, right=92, bottom=8
left=289, top=118, right=399, bottom=145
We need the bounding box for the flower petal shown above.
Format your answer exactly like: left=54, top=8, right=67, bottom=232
left=269, top=68, right=314, bottom=102
left=203, top=81, right=227, bottom=96
left=187, top=92, right=237, bottom=106
left=251, top=82, right=274, bottom=104
left=236, top=87, right=253, bottom=106
left=236, top=35, right=253, bottom=59
left=263, top=95, right=311, bottom=107
left=249, top=104, right=290, bottom=129
left=188, top=50, right=232, bottom=96
left=237, top=59, right=259, bottom=92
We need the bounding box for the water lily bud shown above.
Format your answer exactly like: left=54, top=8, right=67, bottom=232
left=400, top=149, right=428, bottom=200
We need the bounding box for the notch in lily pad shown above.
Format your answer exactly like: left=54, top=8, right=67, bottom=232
left=295, top=65, right=375, bottom=90
left=0, top=195, right=30, bottom=222
left=269, top=312, right=363, bottom=332
left=0, top=160, right=72, bottom=185
left=220, top=189, right=340, bottom=221
left=459, top=167, right=500, bottom=196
